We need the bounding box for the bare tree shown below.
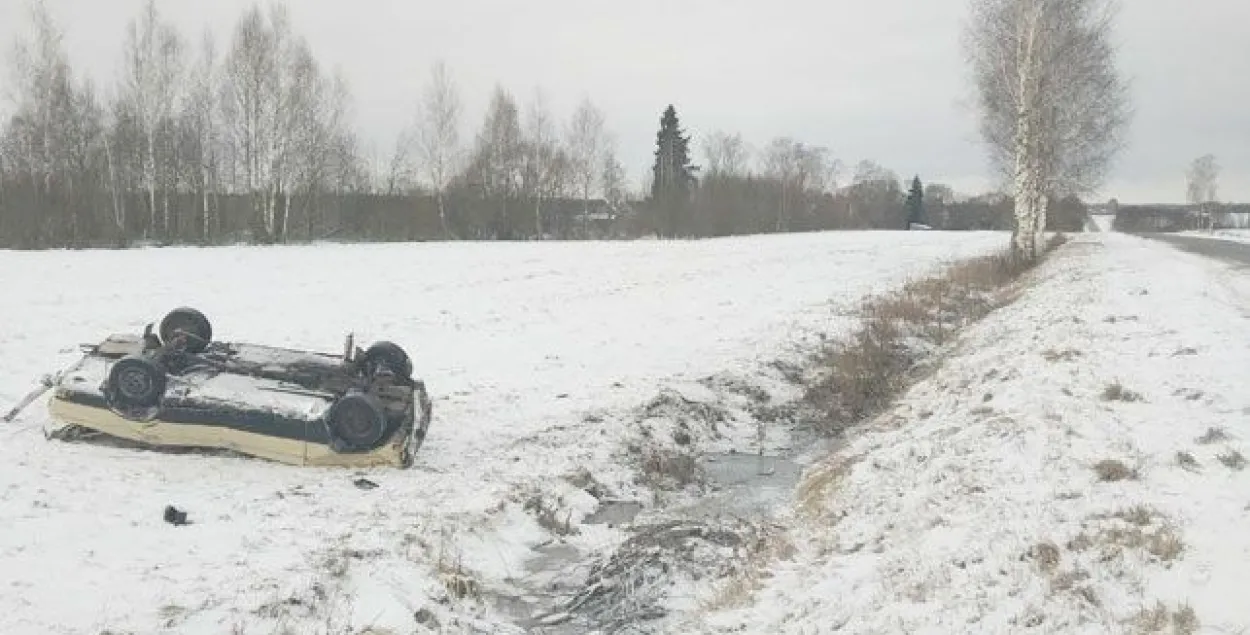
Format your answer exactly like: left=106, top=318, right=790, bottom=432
left=521, top=87, right=563, bottom=238
left=601, top=134, right=627, bottom=215
left=180, top=30, right=220, bottom=242
left=1186, top=154, right=1218, bottom=205
left=702, top=131, right=750, bottom=177
left=847, top=159, right=904, bottom=227
left=471, top=85, right=524, bottom=238
left=964, top=0, right=1130, bottom=259
left=565, top=97, right=606, bottom=233
left=219, top=2, right=328, bottom=243
left=2, top=0, right=78, bottom=245
left=121, top=0, right=183, bottom=239
left=414, top=60, right=462, bottom=238
left=763, top=137, right=832, bottom=231
left=1186, top=154, right=1219, bottom=231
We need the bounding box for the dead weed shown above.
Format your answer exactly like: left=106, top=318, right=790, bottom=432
left=1093, top=459, right=1140, bottom=482
left=1102, top=382, right=1144, bottom=403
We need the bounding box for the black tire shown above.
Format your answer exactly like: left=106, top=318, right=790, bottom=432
left=107, top=355, right=167, bottom=409
left=159, top=307, right=212, bottom=354
left=326, top=393, right=388, bottom=451
left=360, top=341, right=412, bottom=379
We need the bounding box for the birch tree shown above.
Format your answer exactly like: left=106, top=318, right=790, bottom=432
left=600, top=135, right=626, bottom=215
left=522, top=88, right=562, bottom=238
left=471, top=86, right=524, bottom=237
left=414, top=60, right=462, bottom=238
left=121, top=0, right=183, bottom=239
left=2, top=0, right=77, bottom=245
left=1186, top=154, right=1218, bottom=205
left=763, top=137, right=831, bottom=231
left=964, top=0, right=1130, bottom=259
left=181, top=31, right=219, bottom=242
left=702, top=131, right=750, bottom=177
left=1186, top=154, right=1219, bottom=230
left=565, top=97, right=605, bottom=231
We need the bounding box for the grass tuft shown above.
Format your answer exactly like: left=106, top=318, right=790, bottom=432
left=1093, top=459, right=1139, bottom=482
left=1196, top=427, right=1230, bottom=445
left=1102, top=382, right=1143, bottom=402
left=1217, top=449, right=1247, bottom=471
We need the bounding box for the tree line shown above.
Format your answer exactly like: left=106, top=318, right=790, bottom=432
left=0, top=0, right=1063, bottom=249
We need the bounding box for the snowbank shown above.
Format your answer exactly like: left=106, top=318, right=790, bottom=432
left=694, top=233, right=1250, bottom=634
left=0, top=231, right=1004, bottom=634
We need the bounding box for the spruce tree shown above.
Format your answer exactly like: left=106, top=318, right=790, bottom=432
left=905, top=175, right=926, bottom=228
left=650, top=105, right=696, bottom=237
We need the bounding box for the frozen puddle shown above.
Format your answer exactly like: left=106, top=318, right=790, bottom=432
left=696, top=451, right=804, bottom=516
left=584, top=499, right=644, bottom=526
left=582, top=452, right=805, bottom=528
left=491, top=450, right=807, bottom=632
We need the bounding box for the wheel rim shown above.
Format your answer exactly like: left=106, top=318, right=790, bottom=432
left=117, top=367, right=152, bottom=400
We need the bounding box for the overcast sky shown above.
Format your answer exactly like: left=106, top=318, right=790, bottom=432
left=2, top=0, right=1247, bottom=204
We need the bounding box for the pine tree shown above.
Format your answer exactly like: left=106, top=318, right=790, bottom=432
left=649, top=105, right=696, bottom=237
left=905, top=175, right=926, bottom=229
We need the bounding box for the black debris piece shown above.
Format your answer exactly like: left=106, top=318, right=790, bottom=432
left=163, top=505, right=190, bottom=526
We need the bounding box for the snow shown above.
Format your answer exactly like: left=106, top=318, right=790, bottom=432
left=0, top=231, right=1005, bottom=634
left=691, top=233, right=1250, bottom=634
left=1087, top=213, right=1115, bottom=232
left=60, top=355, right=333, bottom=420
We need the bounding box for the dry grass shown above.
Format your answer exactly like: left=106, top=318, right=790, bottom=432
left=639, top=447, right=700, bottom=490
left=1196, top=427, right=1230, bottom=445
left=698, top=528, right=797, bottom=612
left=1105, top=525, right=1185, bottom=562
left=1133, top=601, right=1199, bottom=634
left=1042, top=348, right=1083, bottom=362
left=795, top=454, right=860, bottom=520
left=805, top=242, right=1061, bottom=436
left=1217, top=449, right=1247, bottom=471
left=1114, top=504, right=1158, bottom=527
left=1093, top=459, right=1139, bottom=482
left=523, top=493, right=578, bottom=536
left=1176, top=451, right=1201, bottom=472
left=1030, top=540, right=1062, bottom=574
left=1102, top=382, right=1144, bottom=402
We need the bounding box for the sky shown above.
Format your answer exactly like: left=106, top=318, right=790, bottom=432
left=1, top=0, right=1247, bottom=205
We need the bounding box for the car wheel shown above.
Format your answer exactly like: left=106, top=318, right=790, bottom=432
left=361, top=341, right=412, bottom=379
left=107, top=355, right=167, bottom=409
left=159, top=307, right=212, bottom=354
left=326, top=393, right=387, bottom=451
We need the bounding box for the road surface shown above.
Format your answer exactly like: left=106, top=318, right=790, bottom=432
left=1145, top=233, right=1250, bottom=268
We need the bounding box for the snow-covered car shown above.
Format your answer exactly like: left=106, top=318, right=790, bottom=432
left=40, top=307, right=432, bottom=468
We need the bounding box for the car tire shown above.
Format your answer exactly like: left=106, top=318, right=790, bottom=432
left=107, top=355, right=167, bottom=409
left=361, top=341, right=412, bottom=379
left=159, top=307, right=212, bottom=354
left=326, top=393, right=388, bottom=451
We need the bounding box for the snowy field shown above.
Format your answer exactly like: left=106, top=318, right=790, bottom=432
left=693, top=233, right=1250, bottom=634
left=0, top=231, right=1005, bottom=634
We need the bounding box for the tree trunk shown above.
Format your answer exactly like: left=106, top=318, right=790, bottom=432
left=535, top=194, right=543, bottom=239
left=437, top=189, right=457, bottom=239
left=146, top=133, right=157, bottom=240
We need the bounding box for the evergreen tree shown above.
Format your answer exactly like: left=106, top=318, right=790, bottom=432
left=905, top=175, right=926, bottom=228
left=649, top=105, right=696, bottom=237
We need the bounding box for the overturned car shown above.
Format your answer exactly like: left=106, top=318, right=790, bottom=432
left=40, top=308, right=432, bottom=468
